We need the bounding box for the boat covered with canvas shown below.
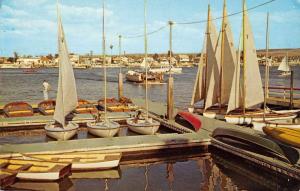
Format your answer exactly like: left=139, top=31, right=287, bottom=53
left=45, top=0, right=79, bottom=141
left=0, top=158, right=71, bottom=181
left=3, top=102, right=34, bottom=118
left=38, top=100, right=56, bottom=115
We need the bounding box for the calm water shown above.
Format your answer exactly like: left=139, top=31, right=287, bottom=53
left=1, top=66, right=300, bottom=191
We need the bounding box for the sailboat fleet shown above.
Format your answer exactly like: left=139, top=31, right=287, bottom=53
left=191, top=0, right=297, bottom=125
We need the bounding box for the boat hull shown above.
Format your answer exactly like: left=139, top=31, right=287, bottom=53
left=263, top=126, right=300, bottom=148
left=225, top=113, right=297, bottom=125
left=0, top=170, right=16, bottom=188
left=87, top=121, right=120, bottom=137
left=45, top=122, right=79, bottom=141
left=126, top=118, right=160, bottom=135
left=253, top=120, right=300, bottom=132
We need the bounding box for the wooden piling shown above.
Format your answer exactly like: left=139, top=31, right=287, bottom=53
left=167, top=77, right=174, bottom=120
left=290, top=71, right=294, bottom=109
left=118, top=72, right=123, bottom=100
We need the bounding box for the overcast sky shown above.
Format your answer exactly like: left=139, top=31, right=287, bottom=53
left=0, top=0, right=299, bottom=56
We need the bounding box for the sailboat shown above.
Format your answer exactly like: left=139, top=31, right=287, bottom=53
left=190, top=4, right=219, bottom=113
left=126, top=0, right=160, bottom=135
left=44, top=0, right=79, bottom=141
left=87, top=0, right=120, bottom=137
left=224, top=0, right=296, bottom=125
left=278, top=54, right=291, bottom=76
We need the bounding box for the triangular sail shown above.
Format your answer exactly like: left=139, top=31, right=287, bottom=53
left=220, top=6, right=236, bottom=105
left=204, top=11, right=221, bottom=110
left=243, top=4, right=264, bottom=108
left=191, top=29, right=207, bottom=106
left=53, top=4, right=78, bottom=127
left=227, top=29, right=242, bottom=113
left=278, top=56, right=290, bottom=72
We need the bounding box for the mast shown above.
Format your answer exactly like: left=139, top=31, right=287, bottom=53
left=169, top=21, right=173, bottom=78
left=263, top=12, right=269, bottom=119
left=103, top=0, right=107, bottom=121
left=144, top=0, right=149, bottom=119
left=219, top=0, right=226, bottom=111
left=119, top=35, right=122, bottom=73
left=242, top=0, right=246, bottom=114
left=203, top=4, right=210, bottom=109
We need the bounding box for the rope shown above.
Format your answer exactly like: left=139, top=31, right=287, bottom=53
left=121, top=0, right=276, bottom=38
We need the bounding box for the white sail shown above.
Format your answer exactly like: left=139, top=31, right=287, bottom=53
left=278, top=56, right=290, bottom=72
left=53, top=6, right=78, bottom=127
left=191, top=27, right=207, bottom=106
left=220, top=6, right=236, bottom=105
left=243, top=4, right=264, bottom=108
left=227, top=3, right=264, bottom=112
left=204, top=10, right=221, bottom=110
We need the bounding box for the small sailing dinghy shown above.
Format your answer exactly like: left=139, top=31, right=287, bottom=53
left=45, top=0, right=79, bottom=141
left=87, top=0, right=120, bottom=138
left=0, top=158, right=71, bottom=181
left=278, top=55, right=291, bottom=76
left=126, top=0, right=160, bottom=135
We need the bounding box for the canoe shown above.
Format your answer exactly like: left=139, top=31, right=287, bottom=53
left=14, top=152, right=122, bottom=171
left=76, top=99, right=97, bottom=114
left=3, top=102, right=34, bottom=118
left=263, top=126, right=300, bottom=148
left=225, top=112, right=297, bottom=125
left=127, top=118, right=160, bottom=135
left=38, top=100, right=56, bottom=115
left=0, top=170, right=16, bottom=189
left=0, top=158, right=71, bottom=181
left=175, top=111, right=202, bottom=131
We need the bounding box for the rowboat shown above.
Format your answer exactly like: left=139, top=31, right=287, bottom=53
left=12, top=152, right=122, bottom=171
left=252, top=119, right=300, bottom=132
left=225, top=112, right=297, bottom=125
left=263, top=126, right=300, bottom=148
left=98, top=98, right=137, bottom=112
left=38, top=100, right=56, bottom=115
left=0, top=170, right=16, bottom=189
left=175, top=111, right=202, bottom=132
left=3, top=102, right=34, bottom=118
left=76, top=99, right=97, bottom=114
left=0, top=158, right=71, bottom=181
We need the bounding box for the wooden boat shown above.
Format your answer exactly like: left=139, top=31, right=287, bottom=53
left=0, top=158, right=71, bottom=181
left=126, top=1, right=160, bottom=134
left=127, top=117, right=160, bottom=135
left=87, top=120, right=120, bottom=137
left=76, top=99, right=97, bottom=114
left=3, top=102, right=34, bottom=118
left=87, top=1, right=121, bottom=138
left=45, top=1, right=79, bottom=141
left=38, top=100, right=56, bottom=115
left=263, top=126, right=300, bottom=148
left=175, top=111, right=202, bottom=132
left=98, top=97, right=136, bottom=112
left=126, top=70, right=164, bottom=84
left=252, top=119, right=300, bottom=132
left=14, top=152, right=122, bottom=171
left=0, top=170, right=16, bottom=189
left=149, top=66, right=182, bottom=74
left=212, top=127, right=291, bottom=163
left=45, top=122, right=78, bottom=141
left=225, top=112, right=297, bottom=125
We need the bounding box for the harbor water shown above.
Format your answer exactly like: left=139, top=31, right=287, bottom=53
left=1, top=66, right=300, bottom=191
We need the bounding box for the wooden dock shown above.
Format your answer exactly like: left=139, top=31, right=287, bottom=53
left=267, top=96, right=300, bottom=108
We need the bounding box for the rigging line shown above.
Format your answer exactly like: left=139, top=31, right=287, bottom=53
left=122, top=24, right=168, bottom=39
left=176, top=0, right=276, bottom=25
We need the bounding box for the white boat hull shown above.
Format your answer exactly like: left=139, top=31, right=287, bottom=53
left=87, top=121, right=120, bottom=137
left=126, top=118, right=160, bottom=135
left=45, top=122, right=78, bottom=141
left=72, top=159, right=120, bottom=170
left=149, top=67, right=182, bottom=74
left=225, top=113, right=297, bottom=125
left=252, top=120, right=300, bottom=132
left=16, top=172, right=61, bottom=181
left=203, top=111, right=224, bottom=120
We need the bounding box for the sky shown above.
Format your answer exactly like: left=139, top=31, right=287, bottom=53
left=0, top=0, right=300, bottom=57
